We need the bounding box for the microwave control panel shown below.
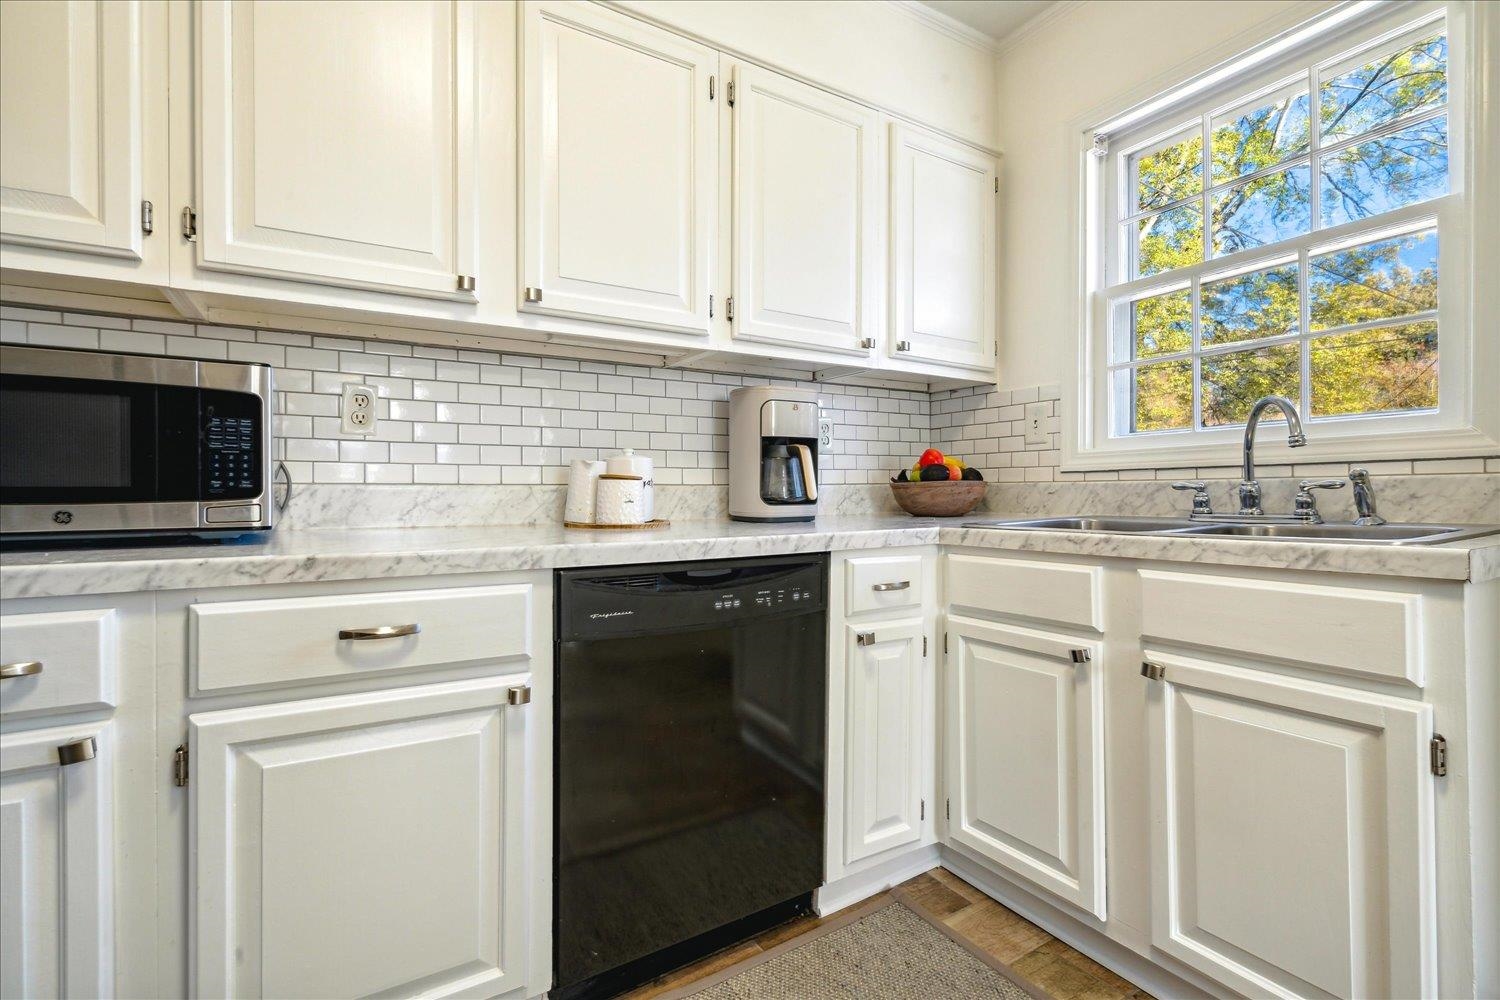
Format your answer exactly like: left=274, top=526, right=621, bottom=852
left=201, top=391, right=262, bottom=499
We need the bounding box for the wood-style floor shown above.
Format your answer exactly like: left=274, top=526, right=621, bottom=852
left=620, top=867, right=1153, bottom=1000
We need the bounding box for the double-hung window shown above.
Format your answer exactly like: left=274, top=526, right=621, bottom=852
left=1074, top=1, right=1496, bottom=469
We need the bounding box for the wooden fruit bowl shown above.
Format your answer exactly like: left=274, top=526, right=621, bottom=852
left=889, top=479, right=987, bottom=517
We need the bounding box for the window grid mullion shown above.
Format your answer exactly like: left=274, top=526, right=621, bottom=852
left=1299, top=246, right=1313, bottom=423
left=1191, top=274, right=1203, bottom=432
left=1200, top=112, right=1213, bottom=264
left=1308, top=64, right=1323, bottom=237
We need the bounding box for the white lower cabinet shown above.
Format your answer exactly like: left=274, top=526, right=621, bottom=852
left=0, top=720, right=113, bottom=1000
left=190, top=676, right=534, bottom=999
left=944, top=615, right=1105, bottom=918
left=1144, top=649, right=1437, bottom=1000
left=843, top=619, right=926, bottom=864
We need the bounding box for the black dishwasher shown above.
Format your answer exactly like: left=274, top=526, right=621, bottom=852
left=554, top=555, right=827, bottom=1000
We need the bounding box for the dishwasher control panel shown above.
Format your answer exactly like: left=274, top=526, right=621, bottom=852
left=558, top=555, right=826, bottom=641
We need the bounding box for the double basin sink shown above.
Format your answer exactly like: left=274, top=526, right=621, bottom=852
left=963, top=516, right=1500, bottom=546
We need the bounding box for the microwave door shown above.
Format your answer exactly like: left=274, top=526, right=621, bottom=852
left=0, top=374, right=200, bottom=506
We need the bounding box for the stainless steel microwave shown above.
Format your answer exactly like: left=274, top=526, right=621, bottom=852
left=0, top=345, right=275, bottom=540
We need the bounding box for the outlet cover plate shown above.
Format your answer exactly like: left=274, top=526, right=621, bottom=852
left=1023, top=401, right=1048, bottom=446
left=819, top=417, right=834, bottom=449
left=341, top=382, right=377, bottom=435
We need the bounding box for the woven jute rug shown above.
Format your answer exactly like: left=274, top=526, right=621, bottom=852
left=670, top=897, right=1037, bottom=1000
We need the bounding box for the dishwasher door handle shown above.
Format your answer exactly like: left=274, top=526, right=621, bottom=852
left=872, top=581, right=910, bottom=592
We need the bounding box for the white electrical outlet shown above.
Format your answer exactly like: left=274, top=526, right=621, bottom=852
left=818, top=417, right=834, bottom=449
left=341, top=383, right=377, bottom=435
left=1023, top=401, right=1049, bottom=446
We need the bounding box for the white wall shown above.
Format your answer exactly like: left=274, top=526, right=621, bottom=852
left=992, top=0, right=1330, bottom=390
left=616, top=0, right=1000, bottom=148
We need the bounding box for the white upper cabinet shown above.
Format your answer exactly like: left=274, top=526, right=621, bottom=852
left=0, top=1, right=148, bottom=262
left=1145, top=650, right=1436, bottom=999
left=730, top=63, right=881, bottom=359
left=193, top=0, right=475, bottom=299
left=888, top=124, right=996, bottom=372
left=191, top=676, right=533, bottom=999
left=521, top=1, right=716, bottom=334
left=0, top=721, right=113, bottom=1000
left=945, top=616, right=1105, bottom=919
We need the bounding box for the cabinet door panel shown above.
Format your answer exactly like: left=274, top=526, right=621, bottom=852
left=0, top=721, right=112, bottom=1000
left=195, top=0, right=473, bottom=297
left=732, top=64, right=879, bottom=357
left=844, top=620, right=924, bottom=864
left=1146, top=650, right=1435, bottom=999
left=191, top=677, right=530, bottom=999
left=522, top=1, right=715, bottom=333
left=0, top=0, right=142, bottom=258
left=945, top=616, right=1104, bottom=917
left=889, top=125, right=995, bottom=371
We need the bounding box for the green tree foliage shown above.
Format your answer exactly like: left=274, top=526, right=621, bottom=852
left=1126, top=32, right=1447, bottom=433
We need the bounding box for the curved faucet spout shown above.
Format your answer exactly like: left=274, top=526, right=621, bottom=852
left=1239, top=395, right=1306, bottom=515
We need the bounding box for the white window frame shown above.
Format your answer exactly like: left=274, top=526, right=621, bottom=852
left=1063, top=0, right=1499, bottom=472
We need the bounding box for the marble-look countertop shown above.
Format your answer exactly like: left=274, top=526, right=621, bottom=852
left=3, top=516, right=1498, bottom=600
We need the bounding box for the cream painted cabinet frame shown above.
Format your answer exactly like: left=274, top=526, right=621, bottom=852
left=944, top=615, right=1105, bottom=919
left=887, top=124, right=996, bottom=373
left=0, top=720, right=114, bottom=1000
left=190, top=676, right=533, bottom=999
left=191, top=0, right=476, bottom=300
left=520, top=1, right=716, bottom=334
left=1145, top=649, right=1436, bottom=999
left=0, top=0, right=166, bottom=281
left=729, top=62, right=882, bottom=359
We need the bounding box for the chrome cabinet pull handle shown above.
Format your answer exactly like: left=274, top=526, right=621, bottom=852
left=58, top=737, right=96, bottom=766
left=855, top=632, right=876, bottom=646
left=872, top=581, right=911, bottom=592
left=1, top=661, right=43, bottom=679
left=338, top=624, right=420, bottom=641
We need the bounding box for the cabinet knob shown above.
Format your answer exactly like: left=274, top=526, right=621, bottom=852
left=57, top=737, right=96, bottom=767
left=0, top=661, right=42, bottom=679
left=507, top=685, right=532, bottom=706
left=338, top=624, right=420, bottom=641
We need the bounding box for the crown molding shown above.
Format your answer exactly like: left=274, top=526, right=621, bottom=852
left=885, top=1, right=1004, bottom=55
left=993, top=0, right=1087, bottom=55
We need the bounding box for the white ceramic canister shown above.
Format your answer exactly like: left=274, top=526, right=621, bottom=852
left=564, top=459, right=606, bottom=524
left=605, top=448, right=654, bottom=521
left=595, top=474, right=646, bottom=526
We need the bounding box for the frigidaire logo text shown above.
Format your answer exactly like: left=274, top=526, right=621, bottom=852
left=589, top=611, right=635, bottom=620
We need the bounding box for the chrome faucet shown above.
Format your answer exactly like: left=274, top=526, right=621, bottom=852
left=1238, top=395, right=1307, bottom=516
left=1350, top=468, right=1386, bottom=525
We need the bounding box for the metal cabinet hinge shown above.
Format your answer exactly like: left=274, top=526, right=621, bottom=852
left=994, top=177, right=999, bottom=193
left=726, top=296, right=734, bottom=321
left=855, top=631, right=875, bottom=647
left=507, top=685, right=532, bottom=706
left=524, top=286, right=543, bottom=304
left=709, top=75, right=715, bottom=100
left=1430, top=734, right=1447, bottom=776
left=920, top=799, right=925, bottom=821
left=922, top=635, right=928, bottom=657
left=180, top=207, right=197, bottom=242
left=945, top=798, right=950, bottom=820
left=709, top=294, right=714, bottom=319
left=1070, top=648, right=1091, bottom=663
left=456, top=274, right=476, bottom=293
left=57, top=737, right=97, bottom=767
left=141, top=200, right=154, bottom=235
left=943, top=633, right=949, bottom=655
left=1141, top=661, right=1165, bottom=681
left=727, top=80, right=735, bottom=106
left=173, top=744, right=189, bottom=787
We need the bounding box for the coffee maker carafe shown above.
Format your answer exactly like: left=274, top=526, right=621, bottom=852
left=729, top=386, right=820, bottom=522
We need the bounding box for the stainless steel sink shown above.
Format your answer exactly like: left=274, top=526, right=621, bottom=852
left=1171, top=522, right=1500, bottom=545
left=963, top=516, right=1198, bottom=532
left=962, top=516, right=1500, bottom=546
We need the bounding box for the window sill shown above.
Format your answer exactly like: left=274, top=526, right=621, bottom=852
left=1060, top=422, right=1500, bottom=474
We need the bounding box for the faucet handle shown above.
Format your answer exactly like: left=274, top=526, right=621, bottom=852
left=1349, top=467, right=1387, bottom=526
left=1293, top=478, right=1345, bottom=521
left=1171, top=481, right=1213, bottom=515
